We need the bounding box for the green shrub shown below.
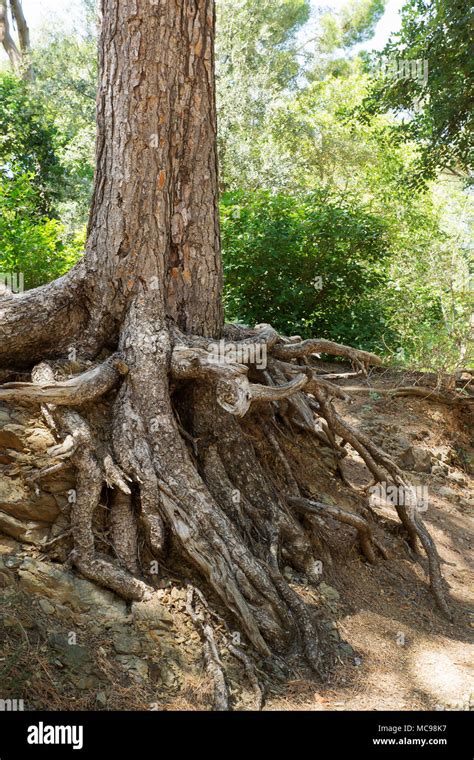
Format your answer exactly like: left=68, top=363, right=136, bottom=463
left=221, top=189, right=393, bottom=353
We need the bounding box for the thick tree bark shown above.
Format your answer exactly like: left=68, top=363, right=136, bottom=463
left=9, top=0, right=29, bottom=55
left=84, top=0, right=223, bottom=346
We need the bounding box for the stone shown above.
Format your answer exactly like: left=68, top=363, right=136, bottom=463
left=438, top=486, right=459, bottom=499
left=96, top=691, right=107, bottom=707
left=116, top=655, right=149, bottom=681
left=0, top=511, right=50, bottom=544
left=0, top=478, right=28, bottom=508
left=148, top=662, right=162, bottom=684
left=17, top=557, right=128, bottom=622
left=48, top=634, right=94, bottom=673
left=1, top=488, right=59, bottom=523
left=0, top=570, right=12, bottom=588
left=38, top=599, right=56, bottom=615
left=70, top=674, right=101, bottom=690
left=113, top=632, right=142, bottom=655
left=132, top=597, right=173, bottom=630
left=0, top=426, right=24, bottom=451
left=25, top=428, right=56, bottom=453
left=339, top=642, right=354, bottom=656
left=41, top=472, right=76, bottom=493
left=398, top=445, right=432, bottom=473
left=394, top=434, right=412, bottom=450
left=319, top=582, right=340, bottom=602
left=446, top=470, right=468, bottom=486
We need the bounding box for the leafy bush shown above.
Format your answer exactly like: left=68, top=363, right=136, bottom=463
left=0, top=172, right=83, bottom=290
left=221, top=189, right=393, bottom=352
left=0, top=71, right=83, bottom=289
left=0, top=71, right=63, bottom=216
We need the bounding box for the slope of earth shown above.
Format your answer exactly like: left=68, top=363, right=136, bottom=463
left=264, top=366, right=473, bottom=711
left=0, top=364, right=472, bottom=711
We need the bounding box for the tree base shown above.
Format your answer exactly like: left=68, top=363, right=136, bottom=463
left=0, top=303, right=453, bottom=699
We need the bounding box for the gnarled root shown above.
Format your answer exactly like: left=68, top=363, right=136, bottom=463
left=30, top=361, right=151, bottom=600
left=1, top=314, right=452, bottom=676
left=288, top=496, right=386, bottom=565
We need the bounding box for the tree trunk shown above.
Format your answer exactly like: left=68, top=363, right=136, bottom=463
left=0, top=0, right=32, bottom=78
left=0, top=0, right=22, bottom=72
left=84, top=0, right=223, bottom=346
left=0, top=0, right=451, bottom=694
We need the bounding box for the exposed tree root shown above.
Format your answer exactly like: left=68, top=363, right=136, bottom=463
left=343, top=385, right=473, bottom=406
left=0, top=353, right=128, bottom=404
left=186, top=585, right=229, bottom=711
left=0, top=312, right=453, bottom=676
left=288, top=496, right=385, bottom=565
left=0, top=262, right=87, bottom=367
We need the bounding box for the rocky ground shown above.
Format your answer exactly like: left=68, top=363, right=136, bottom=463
left=0, top=364, right=472, bottom=711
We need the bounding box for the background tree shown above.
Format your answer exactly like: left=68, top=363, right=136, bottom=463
left=360, top=0, right=474, bottom=185
left=0, top=0, right=31, bottom=78
left=0, top=71, right=82, bottom=287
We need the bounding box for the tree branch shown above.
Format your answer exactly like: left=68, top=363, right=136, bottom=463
left=0, top=0, right=21, bottom=71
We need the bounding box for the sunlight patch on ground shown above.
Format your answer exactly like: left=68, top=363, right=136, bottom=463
left=411, top=645, right=474, bottom=704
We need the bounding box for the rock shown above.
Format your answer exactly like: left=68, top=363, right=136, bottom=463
left=0, top=511, right=50, bottom=544
left=116, top=655, right=149, bottom=681
left=27, top=494, right=61, bottom=523
left=48, top=634, right=94, bottom=673
left=71, top=675, right=100, bottom=690
left=0, top=478, right=28, bottom=508
left=0, top=570, right=12, bottom=588
left=38, top=599, right=56, bottom=615
left=393, top=434, right=412, bottom=450
left=446, top=470, right=468, bottom=486
left=0, top=426, right=24, bottom=451
left=132, top=597, right=173, bottom=630
left=96, top=691, right=107, bottom=707
left=0, top=484, right=60, bottom=523
left=438, top=486, right=459, bottom=499
left=17, top=557, right=128, bottom=623
left=319, top=582, right=340, bottom=602
left=113, top=632, right=142, bottom=655
left=398, top=445, right=432, bottom=473
left=148, top=662, right=163, bottom=684
left=2, top=553, right=24, bottom=569
left=25, top=428, right=56, bottom=453
left=339, top=642, right=354, bottom=656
